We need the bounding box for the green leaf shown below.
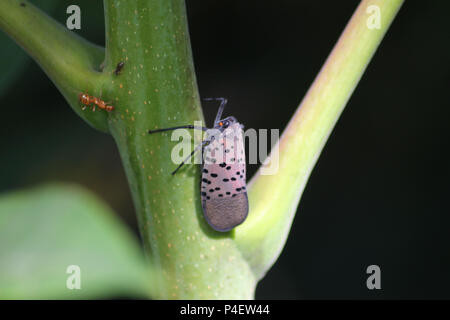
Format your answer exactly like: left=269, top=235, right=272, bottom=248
left=0, top=183, right=151, bottom=299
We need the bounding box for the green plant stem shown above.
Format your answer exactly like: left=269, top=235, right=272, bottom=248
left=0, top=0, right=405, bottom=299
left=0, top=0, right=257, bottom=299
left=235, top=0, right=405, bottom=279
left=0, top=0, right=108, bottom=131
left=102, top=0, right=256, bottom=299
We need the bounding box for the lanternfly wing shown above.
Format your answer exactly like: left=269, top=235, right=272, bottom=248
left=201, top=123, right=248, bottom=232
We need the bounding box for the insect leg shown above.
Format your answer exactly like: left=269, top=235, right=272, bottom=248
left=148, top=125, right=209, bottom=134
left=203, top=97, right=228, bottom=124
left=171, top=138, right=212, bottom=175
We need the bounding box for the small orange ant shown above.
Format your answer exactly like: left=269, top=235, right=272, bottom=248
left=78, top=92, right=114, bottom=112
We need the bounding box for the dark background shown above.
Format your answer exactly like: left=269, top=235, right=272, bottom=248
left=1, top=0, right=449, bottom=299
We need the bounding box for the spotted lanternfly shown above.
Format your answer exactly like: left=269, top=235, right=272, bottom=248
left=148, top=98, right=248, bottom=232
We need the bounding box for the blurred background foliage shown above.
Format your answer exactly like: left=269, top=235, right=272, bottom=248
left=0, top=0, right=449, bottom=298
left=0, top=183, right=149, bottom=299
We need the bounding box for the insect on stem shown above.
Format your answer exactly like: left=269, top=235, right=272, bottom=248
left=114, top=61, right=125, bottom=75
left=78, top=92, right=114, bottom=112
left=147, top=98, right=249, bottom=232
